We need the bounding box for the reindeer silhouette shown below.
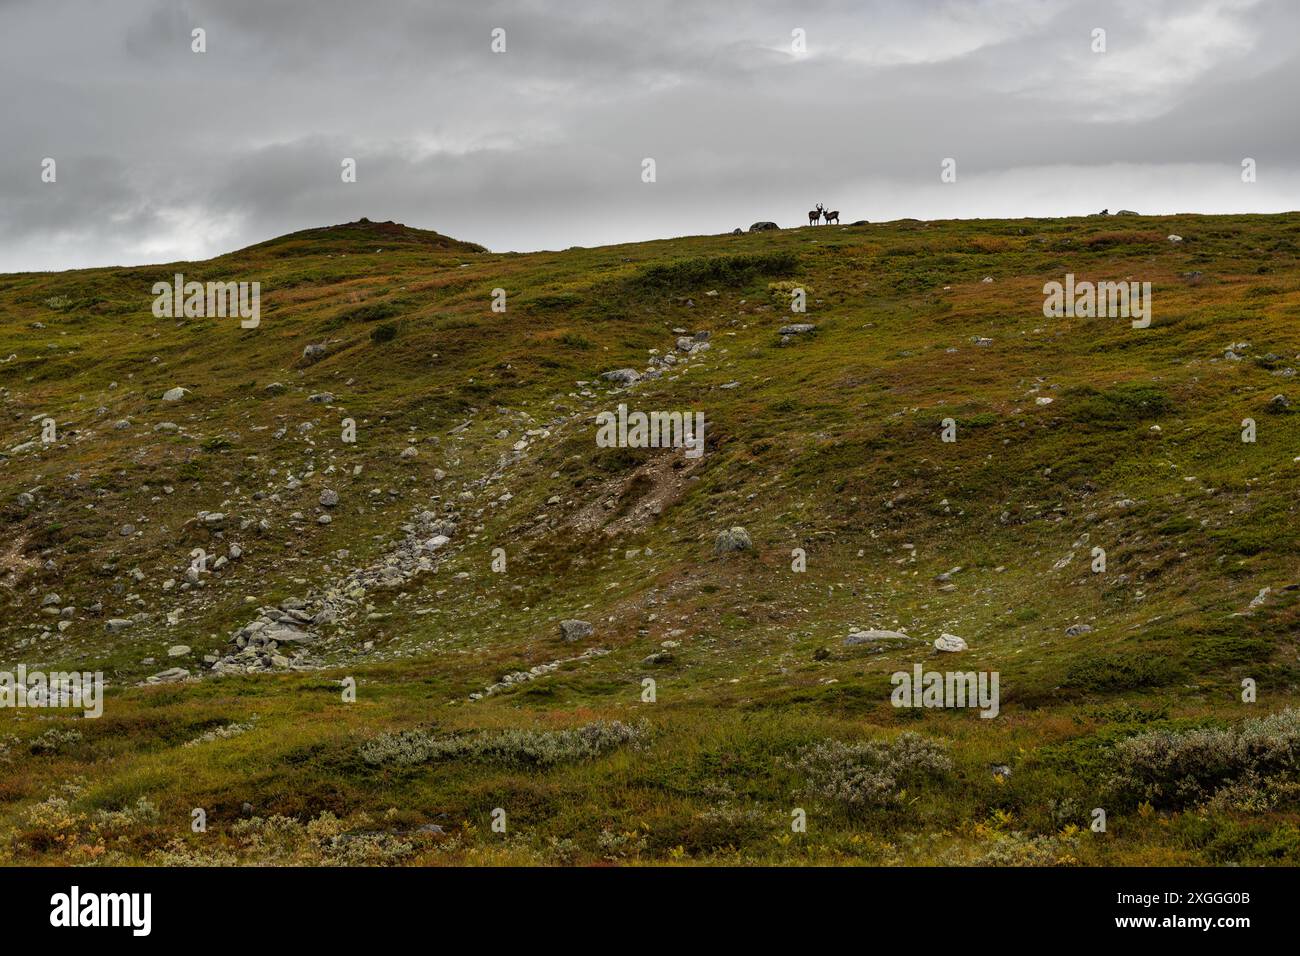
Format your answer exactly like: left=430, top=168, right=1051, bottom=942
left=823, top=208, right=840, bottom=224
left=808, top=203, right=824, bottom=225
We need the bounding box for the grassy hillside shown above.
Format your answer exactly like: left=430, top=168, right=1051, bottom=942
left=3, top=213, right=1300, bottom=866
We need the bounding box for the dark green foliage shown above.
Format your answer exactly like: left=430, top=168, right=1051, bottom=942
left=1064, top=383, right=1174, bottom=427
left=1064, top=653, right=1183, bottom=692
left=628, top=252, right=798, bottom=291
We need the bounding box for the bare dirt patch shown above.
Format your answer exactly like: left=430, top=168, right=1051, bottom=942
left=566, top=451, right=701, bottom=537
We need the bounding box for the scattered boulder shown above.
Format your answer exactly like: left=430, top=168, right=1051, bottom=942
left=147, top=667, right=190, bottom=684
left=559, top=619, right=593, bottom=642
left=303, top=343, right=327, bottom=362
left=161, top=387, right=189, bottom=402
left=844, top=629, right=909, bottom=646
left=167, top=645, right=192, bottom=657
left=1065, top=623, right=1093, bottom=636
left=714, top=526, right=752, bottom=554
left=934, top=633, right=968, bottom=652
left=320, top=489, right=339, bottom=508
left=263, top=623, right=311, bottom=644
left=749, top=221, right=779, bottom=232
left=600, top=368, right=641, bottom=387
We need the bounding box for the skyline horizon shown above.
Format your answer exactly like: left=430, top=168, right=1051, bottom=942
left=9, top=203, right=1300, bottom=276
left=6, top=0, right=1299, bottom=273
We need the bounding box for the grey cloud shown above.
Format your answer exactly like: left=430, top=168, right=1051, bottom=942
left=0, top=0, right=1295, bottom=271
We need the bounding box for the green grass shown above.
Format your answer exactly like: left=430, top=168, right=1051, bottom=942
left=2, top=213, right=1300, bottom=865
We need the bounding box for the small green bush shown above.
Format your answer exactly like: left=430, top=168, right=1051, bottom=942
left=788, top=732, right=952, bottom=807
left=1064, top=653, right=1182, bottom=692
left=344, top=301, right=400, bottom=323
left=1108, top=709, right=1300, bottom=809
left=528, top=292, right=583, bottom=311
left=1065, top=383, right=1174, bottom=427
left=628, top=252, right=798, bottom=291
left=29, top=728, right=83, bottom=755
left=359, top=720, right=648, bottom=769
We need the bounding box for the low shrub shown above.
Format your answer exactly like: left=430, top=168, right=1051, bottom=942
left=359, top=720, right=648, bottom=769
left=1108, top=709, right=1300, bottom=809
left=1064, top=653, right=1182, bottom=692
left=1065, top=383, right=1174, bottom=427
left=628, top=252, right=798, bottom=291
left=787, top=732, right=952, bottom=807
left=343, top=301, right=400, bottom=323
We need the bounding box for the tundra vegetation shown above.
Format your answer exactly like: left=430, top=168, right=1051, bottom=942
left=2, top=214, right=1300, bottom=865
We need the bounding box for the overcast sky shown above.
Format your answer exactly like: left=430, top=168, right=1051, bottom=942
left=2, top=0, right=1297, bottom=272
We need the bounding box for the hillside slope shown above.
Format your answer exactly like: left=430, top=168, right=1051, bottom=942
left=2, top=214, right=1300, bottom=866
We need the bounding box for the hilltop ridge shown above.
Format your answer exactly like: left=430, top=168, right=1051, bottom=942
left=223, top=218, right=490, bottom=261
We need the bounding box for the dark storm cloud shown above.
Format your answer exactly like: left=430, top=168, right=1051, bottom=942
left=1, top=0, right=1296, bottom=271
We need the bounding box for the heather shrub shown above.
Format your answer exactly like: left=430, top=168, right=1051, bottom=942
left=967, top=831, right=1080, bottom=867
left=184, top=721, right=254, bottom=747
left=29, top=728, right=83, bottom=755
left=1108, top=709, right=1300, bottom=809
left=360, top=720, right=648, bottom=769
left=788, top=732, right=952, bottom=807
